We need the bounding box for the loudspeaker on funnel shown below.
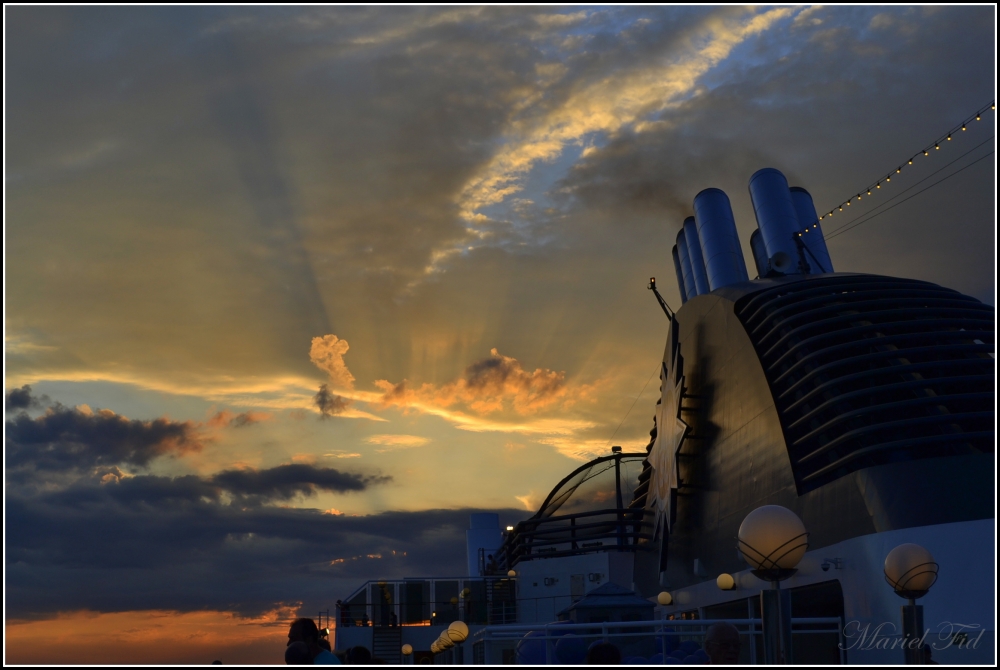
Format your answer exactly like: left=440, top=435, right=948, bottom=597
left=769, top=251, right=793, bottom=274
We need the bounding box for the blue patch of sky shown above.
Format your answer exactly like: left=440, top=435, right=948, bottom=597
left=696, top=10, right=806, bottom=96
left=477, top=129, right=609, bottom=234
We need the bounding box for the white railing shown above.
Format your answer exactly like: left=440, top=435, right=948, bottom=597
left=469, top=617, right=846, bottom=665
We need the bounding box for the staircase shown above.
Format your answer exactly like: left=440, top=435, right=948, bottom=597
left=372, top=626, right=402, bottom=664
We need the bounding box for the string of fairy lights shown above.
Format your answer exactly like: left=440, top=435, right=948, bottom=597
left=793, top=100, right=995, bottom=240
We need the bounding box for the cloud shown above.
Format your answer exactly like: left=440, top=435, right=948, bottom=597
left=309, top=335, right=356, bottom=389
left=6, top=403, right=204, bottom=473
left=209, top=464, right=390, bottom=501
left=374, top=348, right=595, bottom=416
left=207, top=410, right=272, bottom=428
left=365, top=434, right=430, bottom=449
left=6, top=474, right=527, bottom=619
left=434, top=6, right=798, bottom=272
left=314, top=383, right=352, bottom=418
left=5, top=384, right=50, bottom=413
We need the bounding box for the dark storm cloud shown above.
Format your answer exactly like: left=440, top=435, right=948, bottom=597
left=5, top=385, right=51, bottom=413
left=314, top=383, right=351, bottom=418
left=5, top=404, right=203, bottom=472
left=210, top=463, right=388, bottom=500
left=5, top=480, right=526, bottom=618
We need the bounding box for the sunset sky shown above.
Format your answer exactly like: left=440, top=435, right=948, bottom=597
left=5, top=5, right=995, bottom=664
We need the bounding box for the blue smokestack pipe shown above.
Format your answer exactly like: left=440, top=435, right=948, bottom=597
left=683, top=216, right=710, bottom=295
left=749, top=229, right=769, bottom=278
left=675, top=229, right=698, bottom=300
left=748, top=168, right=803, bottom=273
left=789, top=187, right=834, bottom=274
left=672, top=245, right=688, bottom=304
left=693, top=188, right=749, bottom=290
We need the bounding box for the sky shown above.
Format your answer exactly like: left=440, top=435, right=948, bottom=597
left=4, top=5, right=996, bottom=664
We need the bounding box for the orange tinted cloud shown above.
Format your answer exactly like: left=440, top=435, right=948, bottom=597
left=5, top=606, right=299, bottom=665
left=309, top=334, right=356, bottom=389
left=375, top=348, right=595, bottom=415
left=207, top=410, right=273, bottom=428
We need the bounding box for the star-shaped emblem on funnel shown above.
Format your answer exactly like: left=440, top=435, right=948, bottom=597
left=648, top=316, right=689, bottom=534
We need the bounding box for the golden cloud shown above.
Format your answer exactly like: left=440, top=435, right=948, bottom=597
left=309, top=334, right=356, bottom=389
left=374, top=348, right=596, bottom=416
left=365, top=434, right=431, bottom=449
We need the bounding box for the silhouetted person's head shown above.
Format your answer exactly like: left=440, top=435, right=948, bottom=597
left=347, top=646, right=373, bottom=664
left=286, top=641, right=313, bottom=665
left=586, top=642, right=621, bottom=664
left=705, top=621, right=741, bottom=665
left=318, top=638, right=332, bottom=652
left=288, top=618, right=320, bottom=646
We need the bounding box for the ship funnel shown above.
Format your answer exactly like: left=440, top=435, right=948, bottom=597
left=682, top=216, right=710, bottom=295
left=749, top=229, right=769, bottom=278
left=789, top=187, right=834, bottom=274
left=749, top=168, right=804, bottom=274
left=672, top=245, right=688, bottom=304
left=675, top=229, right=698, bottom=300
left=693, top=188, right=749, bottom=291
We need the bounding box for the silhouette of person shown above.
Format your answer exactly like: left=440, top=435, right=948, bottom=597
left=286, top=641, right=313, bottom=665
left=287, top=618, right=341, bottom=664
left=586, top=642, right=621, bottom=664
left=346, top=646, right=373, bottom=664
left=704, top=621, right=741, bottom=665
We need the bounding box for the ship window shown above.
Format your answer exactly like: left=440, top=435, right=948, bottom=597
left=535, top=455, right=645, bottom=518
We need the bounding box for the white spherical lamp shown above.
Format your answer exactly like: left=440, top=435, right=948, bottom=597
left=401, top=644, right=413, bottom=656
left=885, top=543, right=938, bottom=599
left=657, top=591, right=673, bottom=606
left=716, top=573, right=736, bottom=591
left=738, top=505, right=809, bottom=580
left=447, top=620, right=469, bottom=643
left=507, top=569, right=517, bottom=578
left=438, top=633, right=454, bottom=650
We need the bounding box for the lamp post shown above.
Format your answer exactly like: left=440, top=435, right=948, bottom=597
left=436, top=631, right=454, bottom=664
left=884, top=543, right=938, bottom=664
left=447, top=621, right=469, bottom=665
left=737, top=505, right=809, bottom=665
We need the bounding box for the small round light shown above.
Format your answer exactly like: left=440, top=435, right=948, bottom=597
left=507, top=570, right=517, bottom=578
left=935, top=144, right=939, bottom=150
left=867, top=189, right=872, bottom=195
left=923, top=150, right=928, bottom=156
left=976, top=114, right=981, bottom=120
left=657, top=591, right=673, bottom=606
left=717, top=573, right=736, bottom=590
left=896, top=167, right=901, bottom=173
left=402, top=644, right=413, bottom=656
left=947, top=135, right=951, bottom=141
left=886, top=176, right=890, bottom=182
left=908, top=159, right=913, bottom=164
left=506, top=525, right=514, bottom=532
left=961, top=124, right=966, bottom=131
